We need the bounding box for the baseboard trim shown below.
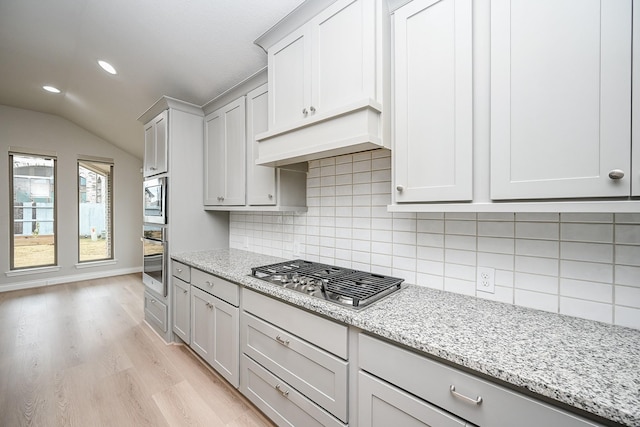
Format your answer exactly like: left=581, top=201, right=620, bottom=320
left=0, top=267, right=142, bottom=293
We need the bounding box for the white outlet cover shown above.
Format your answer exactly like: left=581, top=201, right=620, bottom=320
left=476, top=266, right=495, bottom=294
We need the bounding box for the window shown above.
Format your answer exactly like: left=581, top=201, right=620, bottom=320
left=78, top=158, right=113, bottom=262
left=10, top=152, right=57, bottom=269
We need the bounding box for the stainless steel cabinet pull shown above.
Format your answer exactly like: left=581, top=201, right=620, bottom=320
left=275, top=384, right=289, bottom=397
left=275, top=335, right=290, bottom=346
left=608, top=169, right=625, bottom=180
left=396, top=185, right=404, bottom=192
left=309, top=106, right=316, bottom=113
left=302, top=108, right=308, bottom=116
left=450, top=385, right=482, bottom=405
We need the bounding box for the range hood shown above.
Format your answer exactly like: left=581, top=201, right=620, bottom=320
left=255, top=98, right=388, bottom=167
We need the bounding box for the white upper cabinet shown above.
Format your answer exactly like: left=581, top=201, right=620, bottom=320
left=268, top=0, right=375, bottom=131
left=202, top=70, right=307, bottom=212
left=255, top=0, right=389, bottom=167
left=143, top=110, right=168, bottom=177
left=393, top=0, right=473, bottom=203
left=491, top=0, right=632, bottom=200
left=247, top=84, right=277, bottom=206
left=269, top=27, right=311, bottom=130
left=204, top=97, right=246, bottom=206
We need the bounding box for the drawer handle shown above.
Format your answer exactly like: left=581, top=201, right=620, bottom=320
left=150, top=299, right=156, bottom=304
left=275, top=384, right=289, bottom=397
left=177, top=268, right=183, bottom=273
left=206, top=281, right=214, bottom=287
left=275, top=335, right=290, bottom=346
left=450, top=385, right=482, bottom=406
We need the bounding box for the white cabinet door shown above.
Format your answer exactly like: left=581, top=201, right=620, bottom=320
left=359, top=371, right=467, bottom=427
left=190, top=286, right=214, bottom=361
left=312, top=0, right=375, bottom=114
left=190, top=286, right=239, bottom=388
left=268, top=26, right=311, bottom=130
left=143, top=110, right=168, bottom=177
left=246, top=84, right=277, bottom=205
left=204, top=97, right=246, bottom=206
left=393, top=0, right=473, bottom=202
left=172, top=277, right=190, bottom=343
left=211, top=298, right=239, bottom=388
left=491, top=0, right=632, bottom=200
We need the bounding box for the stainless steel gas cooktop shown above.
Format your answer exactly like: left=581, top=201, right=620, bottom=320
left=251, top=259, right=404, bottom=309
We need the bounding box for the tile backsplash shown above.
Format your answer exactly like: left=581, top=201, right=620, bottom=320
left=230, top=150, right=640, bottom=330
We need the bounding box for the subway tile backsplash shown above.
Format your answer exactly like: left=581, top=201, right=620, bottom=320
left=230, top=150, right=640, bottom=330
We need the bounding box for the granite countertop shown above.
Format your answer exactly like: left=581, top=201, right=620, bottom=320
left=172, top=249, right=640, bottom=427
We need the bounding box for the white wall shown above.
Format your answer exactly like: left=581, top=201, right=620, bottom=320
left=0, top=105, right=142, bottom=291
left=229, top=150, right=640, bottom=330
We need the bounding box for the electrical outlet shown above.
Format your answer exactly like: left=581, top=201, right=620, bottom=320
left=476, top=267, right=495, bottom=294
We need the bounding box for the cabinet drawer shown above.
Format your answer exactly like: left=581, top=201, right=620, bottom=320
left=359, top=334, right=602, bottom=427
left=144, top=291, right=167, bottom=333
left=171, top=260, right=190, bottom=282
left=191, top=268, right=239, bottom=306
left=241, top=312, right=348, bottom=422
left=359, top=371, right=470, bottom=427
left=242, top=288, right=347, bottom=359
left=241, top=355, right=345, bottom=427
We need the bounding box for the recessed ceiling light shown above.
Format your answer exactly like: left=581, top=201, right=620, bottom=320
left=98, top=60, right=117, bottom=75
left=43, top=85, right=61, bottom=93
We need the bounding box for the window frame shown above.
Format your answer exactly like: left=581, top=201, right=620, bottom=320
left=9, top=149, right=58, bottom=270
left=77, top=155, right=114, bottom=264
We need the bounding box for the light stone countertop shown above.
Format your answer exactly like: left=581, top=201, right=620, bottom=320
left=172, top=249, right=640, bottom=427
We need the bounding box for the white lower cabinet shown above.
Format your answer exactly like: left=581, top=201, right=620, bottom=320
left=359, top=371, right=469, bottom=427
left=172, top=277, right=190, bottom=343
left=144, top=291, right=168, bottom=333
left=358, top=334, right=603, bottom=427
left=240, top=288, right=348, bottom=426
left=189, top=273, right=240, bottom=388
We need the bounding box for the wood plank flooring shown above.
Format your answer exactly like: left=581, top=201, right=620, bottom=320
left=0, top=274, right=275, bottom=427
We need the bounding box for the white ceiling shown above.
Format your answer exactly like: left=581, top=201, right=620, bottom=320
left=0, top=0, right=304, bottom=159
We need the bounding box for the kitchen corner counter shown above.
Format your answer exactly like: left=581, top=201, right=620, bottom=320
left=172, top=249, right=640, bottom=427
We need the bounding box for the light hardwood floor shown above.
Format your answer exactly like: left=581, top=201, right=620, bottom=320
left=0, top=274, right=276, bottom=427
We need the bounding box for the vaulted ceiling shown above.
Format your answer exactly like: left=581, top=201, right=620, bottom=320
left=0, top=0, right=304, bottom=159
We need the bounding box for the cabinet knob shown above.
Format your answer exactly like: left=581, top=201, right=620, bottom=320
left=177, top=268, right=183, bottom=273
left=150, top=166, right=157, bottom=171
left=302, top=108, right=308, bottom=116
left=206, top=280, right=214, bottom=287
left=183, top=289, right=188, bottom=294
left=309, top=106, right=316, bottom=113
left=608, top=169, right=625, bottom=180
left=268, top=194, right=273, bottom=199
left=396, top=185, right=404, bottom=192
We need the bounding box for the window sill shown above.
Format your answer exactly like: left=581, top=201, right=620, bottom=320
left=5, top=265, right=62, bottom=277
left=75, top=259, right=117, bottom=269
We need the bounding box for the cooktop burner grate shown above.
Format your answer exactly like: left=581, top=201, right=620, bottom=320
left=250, top=259, right=404, bottom=309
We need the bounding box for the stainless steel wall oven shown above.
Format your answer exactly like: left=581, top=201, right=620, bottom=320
left=142, top=224, right=167, bottom=296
